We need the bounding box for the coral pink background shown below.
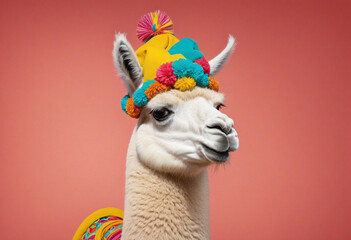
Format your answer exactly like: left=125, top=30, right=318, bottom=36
left=0, top=0, right=350, bottom=239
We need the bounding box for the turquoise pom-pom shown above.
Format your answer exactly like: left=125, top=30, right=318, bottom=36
left=197, top=74, right=210, bottom=87
left=191, top=63, right=205, bottom=82
left=132, top=79, right=155, bottom=107
left=121, top=94, right=129, bottom=114
left=142, top=79, right=155, bottom=89
left=133, top=88, right=148, bottom=107
left=172, top=59, right=193, bottom=78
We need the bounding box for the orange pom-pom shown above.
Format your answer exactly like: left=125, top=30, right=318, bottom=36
left=145, top=81, right=171, bottom=99
left=126, top=97, right=142, bottom=118
left=208, top=76, right=219, bottom=91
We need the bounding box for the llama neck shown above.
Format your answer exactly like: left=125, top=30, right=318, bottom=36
left=121, top=130, right=210, bottom=240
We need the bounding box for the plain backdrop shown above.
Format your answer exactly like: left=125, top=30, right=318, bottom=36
left=0, top=0, right=350, bottom=239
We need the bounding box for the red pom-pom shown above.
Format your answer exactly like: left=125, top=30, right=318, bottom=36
left=155, top=62, right=177, bottom=85
left=194, top=57, right=210, bottom=74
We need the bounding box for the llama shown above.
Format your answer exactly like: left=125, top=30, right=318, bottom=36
left=73, top=11, right=239, bottom=240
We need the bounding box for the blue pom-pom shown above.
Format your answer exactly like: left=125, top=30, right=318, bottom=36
left=191, top=63, right=205, bottom=82
left=121, top=94, right=130, bottom=113
left=197, top=74, right=209, bottom=87
left=133, top=88, right=148, bottom=107
left=132, top=80, right=155, bottom=107
left=172, top=59, right=193, bottom=78
left=142, top=79, right=155, bottom=89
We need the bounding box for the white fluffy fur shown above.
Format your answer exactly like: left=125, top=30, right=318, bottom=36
left=121, top=88, right=239, bottom=239
left=135, top=88, right=238, bottom=175
left=113, top=35, right=239, bottom=239
left=209, top=35, right=235, bottom=75
left=113, top=33, right=143, bottom=95
left=122, top=130, right=210, bottom=239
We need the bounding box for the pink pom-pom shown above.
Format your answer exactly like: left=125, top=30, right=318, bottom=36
left=137, top=11, right=174, bottom=42
left=155, top=62, right=177, bottom=85
left=194, top=57, right=210, bottom=74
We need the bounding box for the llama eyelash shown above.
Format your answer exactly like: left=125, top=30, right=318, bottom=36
left=216, top=103, right=226, bottom=110
left=149, top=107, right=174, bottom=114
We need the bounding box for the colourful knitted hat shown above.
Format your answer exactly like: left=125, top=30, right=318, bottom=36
left=121, top=11, right=219, bottom=118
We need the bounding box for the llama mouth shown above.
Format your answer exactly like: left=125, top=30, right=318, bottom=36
left=201, top=144, right=229, bottom=163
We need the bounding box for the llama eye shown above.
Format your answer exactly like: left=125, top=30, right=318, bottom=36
left=216, top=103, right=225, bottom=110
left=150, top=107, right=173, bottom=121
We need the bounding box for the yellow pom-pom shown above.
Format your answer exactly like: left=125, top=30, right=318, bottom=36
left=174, top=77, right=196, bottom=91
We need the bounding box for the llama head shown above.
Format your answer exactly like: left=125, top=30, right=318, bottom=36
left=113, top=12, right=238, bottom=175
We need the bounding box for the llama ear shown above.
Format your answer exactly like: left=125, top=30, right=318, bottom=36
left=209, top=35, right=236, bottom=75
left=113, top=33, right=143, bottom=96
